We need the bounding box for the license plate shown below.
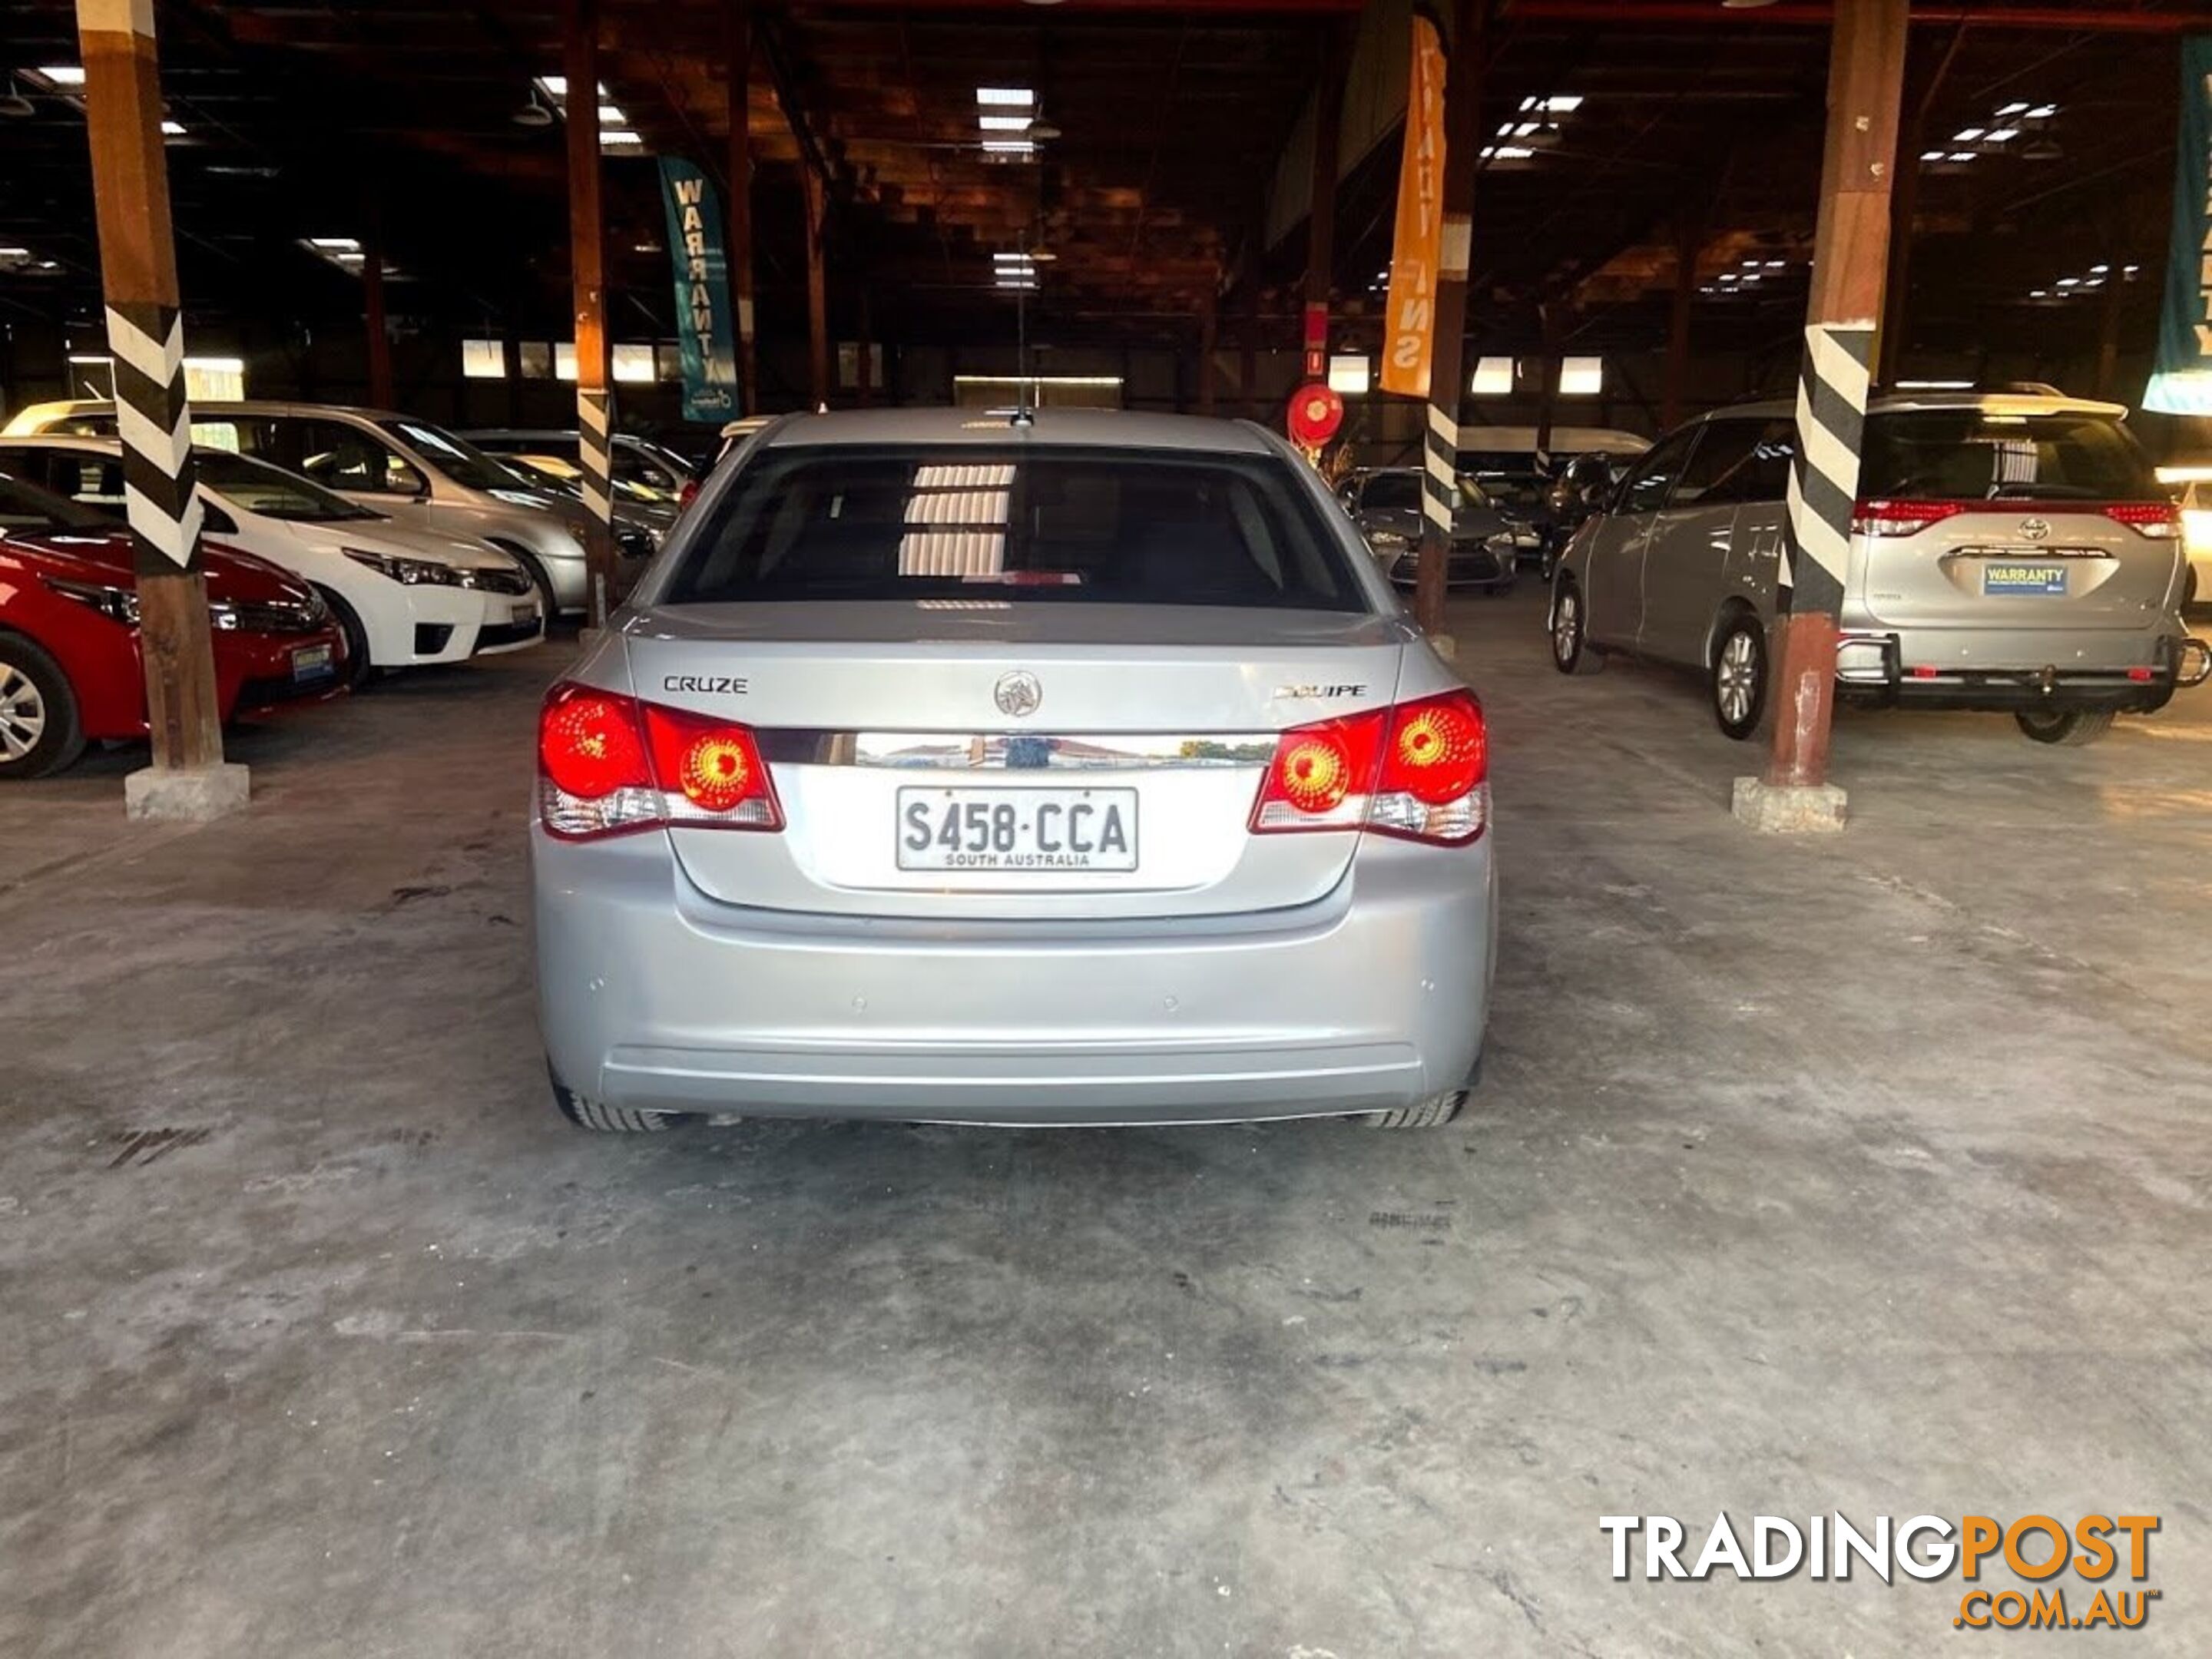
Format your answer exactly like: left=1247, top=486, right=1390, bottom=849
left=1983, top=563, right=2066, bottom=596
left=896, top=786, right=1138, bottom=873
left=291, top=643, right=335, bottom=683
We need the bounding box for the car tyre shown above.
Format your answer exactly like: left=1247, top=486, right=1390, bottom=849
left=1710, top=613, right=1767, bottom=741
left=1364, top=1090, right=1468, bottom=1129
left=1549, top=579, right=1602, bottom=675
left=0, top=633, right=87, bottom=780
left=548, top=1064, right=689, bottom=1133
left=2015, top=707, right=2115, bottom=746
left=316, top=588, right=376, bottom=692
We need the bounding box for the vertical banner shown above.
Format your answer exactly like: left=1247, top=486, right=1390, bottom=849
left=657, top=157, right=740, bottom=422
left=2146, top=37, right=2212, bottom=413
left=1380, top=15, right=1448, bottom=398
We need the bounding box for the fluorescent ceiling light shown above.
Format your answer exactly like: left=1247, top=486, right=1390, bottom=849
left=2025, top=104, right=2058, bottom=119
left=1984, top=127, right=2018, bottom=144
left=601, top=130, right=644, bottom=147
left=975, top=87, right=1035, bottom=106
left=1948, top=152, right=1977, bottom=164
left=1920, top=150, right=1944, bottom=161
left=309, top=236, right=359, bottom=250
left=0, top=245, right=31, bottom=258
left=1765, top=259, right=1786, bottom=268
left=36, top=65, right=85, bottom=87
left=1954, top=127, right=1984, bottom=142
left=993, top=251, right=1035, bottom=263
left=1482, top=145, right=1535, bottom=161
left=1718, top=273, right=1737, bottom=283
left=979, top=114, right=1032, bottom=131
left=1995, top=101, right=2029, bottom=118
left=598, top=104, right=624, bottom=124
left=2090, top=263, right=2110, bottom=274
left=161, top=118, right=184, bottom=136
left=982, top=141, right=1035, bottom=156
left=2028, top=290, right=2048, bottom=299
left=2056, top=277, right=2079, bottom=287
left=68, top=353, right=112, bottom=365
left=1327, top=354, right=1370, bottom=396
left=1539, top=94, right=1583, bottom=112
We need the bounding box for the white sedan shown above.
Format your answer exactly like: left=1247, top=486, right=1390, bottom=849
left=0, top=435, right=544, bottom=687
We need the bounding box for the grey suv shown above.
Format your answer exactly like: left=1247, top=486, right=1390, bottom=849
left=1547, top=391, right=2211, bottom=743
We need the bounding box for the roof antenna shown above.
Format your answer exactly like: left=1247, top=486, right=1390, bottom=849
left=1011, top=232, right=1035, bottom=428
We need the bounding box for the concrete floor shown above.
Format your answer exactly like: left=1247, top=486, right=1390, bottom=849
left=3, top=589, right=2208, bottom=1657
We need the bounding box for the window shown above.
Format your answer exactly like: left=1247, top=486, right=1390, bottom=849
left=384, top=420, right=530, bottom=492
left=462, top=339, right=507, bottom=379
left=1616, top=426, right=1702, bottom=515
left=1558, top=356, right=1604, bottom=396
left=667, top=447, right=1366, bottom=612
left=519, top=342, right=555, bottom=380
left=1693, top=419, right=1797, bottom=507
left=194, top=449, right=376, bottom=521
left=1671, top=420, right=1772, bottom=507
left=297, top=419, right=426, bottom=497
left=612, top=343, right=657, bottom=385
left=0, top=472, right=114, bottom=531
left=1360, top=473, right=1421, bottom=512
left=1861, top=410, right=2159, bottom=502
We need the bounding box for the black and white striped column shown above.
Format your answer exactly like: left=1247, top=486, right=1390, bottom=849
left=106, top=299, right=204, bottom=575
left=1781, top=320, right=1875, bottom=618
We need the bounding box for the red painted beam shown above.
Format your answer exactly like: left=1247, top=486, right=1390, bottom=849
left=1509, top=1, right=2212, bottom=31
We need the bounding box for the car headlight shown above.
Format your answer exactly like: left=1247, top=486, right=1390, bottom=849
left=342, top=546, right=461, bottom=585
left=43, top=575, right=140, bottom=625
left=1368, top=529, right=1410, bottom=551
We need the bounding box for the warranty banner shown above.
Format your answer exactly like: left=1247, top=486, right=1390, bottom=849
left=1380, top=13, right=1448, bottom=398
left=2145, top=35, right=2212, bottom=412
left=657, top=157, right=740, bottom=423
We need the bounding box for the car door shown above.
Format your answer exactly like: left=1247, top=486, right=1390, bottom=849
left=1581, top=424, right=1700, bottom=647
left=1638, top=419, right=1767, bottom=666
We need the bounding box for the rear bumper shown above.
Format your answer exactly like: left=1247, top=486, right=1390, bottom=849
left=1834, top=627, right=2204, bottom=714
left=532, top=830, right=1496, bottom=1126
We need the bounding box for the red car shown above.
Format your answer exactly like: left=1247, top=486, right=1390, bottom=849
left=0, top=472, right=347, bottom=779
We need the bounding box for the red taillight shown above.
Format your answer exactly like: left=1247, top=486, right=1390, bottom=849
left=1853, top=499, right=1965, bottom=537
left=2104, top=502, right=2181, bottom=538
left=677, top=478, right=700, bottom=510
left=1251, top=690, right=1488, bottom=845
left=538, top=682, right=781, bottom=839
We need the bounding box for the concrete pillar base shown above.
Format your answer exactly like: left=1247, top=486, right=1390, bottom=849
left=1427, top=632, right=1459, bottom=662
left=1731, top=776, right=1846, bottom=834
left=124, top=763, right=251, bottom=823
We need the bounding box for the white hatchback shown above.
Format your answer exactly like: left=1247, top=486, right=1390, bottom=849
left=0, top=435, right=544, bottom=687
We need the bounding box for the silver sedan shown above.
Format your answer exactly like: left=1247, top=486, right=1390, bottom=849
left=531, top=409, right=1496, bottom=1132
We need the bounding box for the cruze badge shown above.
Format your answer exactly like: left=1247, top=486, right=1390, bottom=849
left=994, top=670, right=1043, bottom=718
left=663, top=674, right=749, bottom=694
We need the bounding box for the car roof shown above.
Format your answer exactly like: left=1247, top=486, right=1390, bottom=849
left=756, top=406, right=1278, bottom=455
left=1698, top=391, right=2131, bottom=424
left=8, top=397, right=414, bottom=425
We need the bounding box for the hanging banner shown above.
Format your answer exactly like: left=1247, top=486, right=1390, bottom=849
left=2146, top=36, right=2212, bottom=413
left=657, top=157, right=740, bottom=423
left=1379, top=14, right=1448, bottom=398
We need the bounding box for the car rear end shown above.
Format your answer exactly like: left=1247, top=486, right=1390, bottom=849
left=1837, top=398, right=2210, bottom=715
left=531, top=415, right=1495, bottom=1127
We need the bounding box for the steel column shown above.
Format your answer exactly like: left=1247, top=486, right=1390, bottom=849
left=563, top=0, right=615, bottom=624
left=1766, top=0, right=1907, bottom=793
left=1414, top=0, right=1485, bottom=637
left=75, top=0, right=224, bottom=780
left=725, top=0, right=758, bottom=414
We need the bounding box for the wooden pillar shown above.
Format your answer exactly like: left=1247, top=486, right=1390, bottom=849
left=1882, top=25, right=1964, bottom=382
left=1662, top=222, right=1699, bottom=431
left=363, top=228, right=392, bottom=409
left=563, top=0, right=615, bottom=624
left=1301, top=27, right=1346, bottom=386
left=1763, top=0, right=1907, bottom=798
left=725, top=0, right=759, bottom=414
left=1414, top=0, right=1484, bottom=636
left=1197, top=271, right=1219, bottom=416
left=2094, top=277, right=2124, bottom=401
left=856, top=286, right=873, bottom=407
left=1239, top=265, right=1261, bottom=420
left=1532, top=303, right=1560, bottom=462
left=76, top=0, right=227, bottom=788
left=802, top=164, right=829, bottom=408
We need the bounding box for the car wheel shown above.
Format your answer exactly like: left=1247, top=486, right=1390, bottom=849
left=1710, top=614, right=1767, bottom=741
left=2015, top=708, right=2116, bottom=746
left=1549, top=579, right=1602, bottom=675
left=0, top=634, right=87, bottom=780
left=548, top=1063, right=690, bottom=1133
left=1364, top=1090, right=1468, bottom=1129
left=316, top=588, right=376, bottom=692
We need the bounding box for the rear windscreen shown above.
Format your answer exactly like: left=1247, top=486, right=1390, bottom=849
left=1863, top=411, right=2161, bottom=502
left=664, top=445, right=1365, bottom=611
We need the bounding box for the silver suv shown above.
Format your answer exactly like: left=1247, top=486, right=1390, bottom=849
left=1547, top=391, right=2211, bottom=743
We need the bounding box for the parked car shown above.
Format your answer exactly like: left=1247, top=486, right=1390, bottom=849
left=533, top=408, right=1495, bottom=1133
left=464, top=427, right=695, bottom=502
left=1335, top=467, right=1519, bottom=594
left=0, top=472, right=345, bottom=779
left=3, top=400, right=626, bottom=619
left=0, top=436, right=541, bottom=690
left=1548, top=390, right=2212, bottom=743
left=2155, top=469, right=2212, bottom=608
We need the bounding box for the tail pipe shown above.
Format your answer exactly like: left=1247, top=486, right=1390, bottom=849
left=2179, top=637, right=2212, bottom=690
